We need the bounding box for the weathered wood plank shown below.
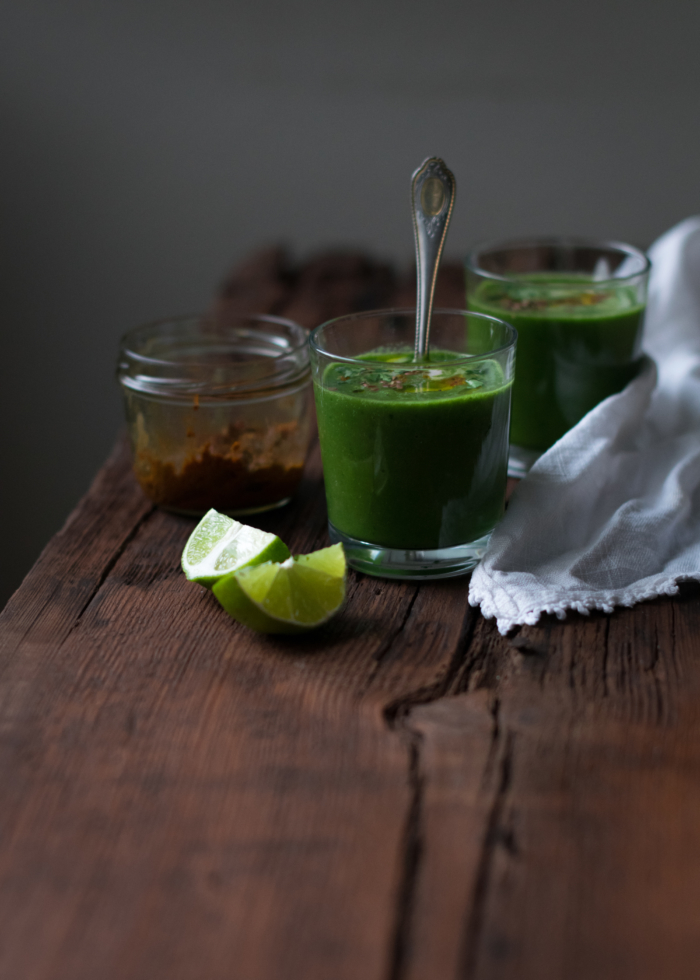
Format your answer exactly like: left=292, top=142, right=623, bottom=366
left=0, top=454, right=409, bottom=980
left=211, top=246, right=295, bottom=321
left=402, top=691, right=498, bottom=980
left=0, top=253, right=477, bottom=980
left=0, top=438, right=152, bottom=652
left=280, top=252, right=396, bottom=330
left=0, top=448, right=495, bottom=980
left=394, top=591, right=700, bottom=980
left=2, top=248, right=700, bottom=980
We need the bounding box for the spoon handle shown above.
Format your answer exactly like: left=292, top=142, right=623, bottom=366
left=411, top=157, right=456, bottom=360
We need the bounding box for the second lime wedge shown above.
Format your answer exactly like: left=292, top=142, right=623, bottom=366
left=212, top=543, right=346, bottom=633
left=182, top=508, right=290, bottom=588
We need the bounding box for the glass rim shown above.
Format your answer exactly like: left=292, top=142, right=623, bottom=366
left=119, top=312, right=309, bottom=369
left=465, top=236, right=651, bottom=284
left=309, top=307, right=517, bottom=366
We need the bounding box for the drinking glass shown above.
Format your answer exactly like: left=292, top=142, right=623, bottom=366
left=466, top=237, right=650, bottom=476
left=309, top=309, right=516, bottom=579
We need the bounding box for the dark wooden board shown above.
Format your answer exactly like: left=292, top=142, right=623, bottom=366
left=1, top=251, right=699, bottom=979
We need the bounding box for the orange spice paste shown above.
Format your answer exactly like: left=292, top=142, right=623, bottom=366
left=134, top=421, right=305, bottom=513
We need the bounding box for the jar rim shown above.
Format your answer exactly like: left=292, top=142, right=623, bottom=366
left=120, top=312, right=309, bottom=363
left=117, top=313, right=310, bottom=398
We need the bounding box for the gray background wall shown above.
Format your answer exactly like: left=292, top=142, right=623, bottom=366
left=2, top=0, right=700, bottom=608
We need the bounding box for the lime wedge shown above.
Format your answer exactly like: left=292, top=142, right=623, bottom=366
left=212, top=543, right=346, bottom=633
left=182, top=508, right=290, bottom=588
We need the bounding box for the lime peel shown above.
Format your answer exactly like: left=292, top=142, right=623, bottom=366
left=181, top=508, right=290, bottom=588
left=212, top=543, right=346, bottom=634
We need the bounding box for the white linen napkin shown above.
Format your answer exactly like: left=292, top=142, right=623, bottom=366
left=469, top=216, right=700, bottom=634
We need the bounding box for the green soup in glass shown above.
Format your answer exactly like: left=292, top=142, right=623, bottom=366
left=309, top=309, right=516, bottom=580
left=466, top=239, right=650, bottom=474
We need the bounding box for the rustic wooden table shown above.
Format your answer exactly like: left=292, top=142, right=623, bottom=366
left=2, top=252, right=700, bottom=980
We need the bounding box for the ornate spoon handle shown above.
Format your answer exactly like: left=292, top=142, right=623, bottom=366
left=411, top=157, right=456, bottom=360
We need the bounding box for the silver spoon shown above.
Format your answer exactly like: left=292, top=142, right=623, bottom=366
left=411, top=157, right=456, bottom=361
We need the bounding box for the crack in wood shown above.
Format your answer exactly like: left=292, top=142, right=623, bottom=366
left=567, top=625, right=577, bottom=692
left=356, top=587, right=422, bottom=699
left=460, top=711, right=515, bottom=980
left=69, top=506, right=156, bottom=629
left=451, top=633, right=508, bottom=696
left=1, top=577, right=65, bottom=654
left=601, top=617, right=611, bottom=698
left=645, top=622, right=665, bottom=725
left=448, top=606, right=481, bottom=691
left=380, top=605, right=481, bottom=979
left=670, top=599, right=678, bottom=672
left=668, top=600, right=682, bottom=693
left=386, top=731, right=424, bottom=980
left=480, top=696, right=501, bottom=788
left=381, top=605, right=478, bottom=724
left=0, top=500, right=157, bottom=678
left=373, top=589, right=421, bottom=667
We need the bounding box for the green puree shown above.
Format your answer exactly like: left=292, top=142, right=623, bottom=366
left=313, top=350, right=511, bottom=550
left=468, top=275, right=645, bottom=451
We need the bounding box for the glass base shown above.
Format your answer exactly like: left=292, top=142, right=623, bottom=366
left=328, top=521, right=492, bottom=580
left=508, top=444, right=542, bottom=478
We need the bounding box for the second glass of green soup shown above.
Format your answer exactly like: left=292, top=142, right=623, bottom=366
left=466, top=238, right=650, bottom=476
left=309, top=309, right=516, bottom=579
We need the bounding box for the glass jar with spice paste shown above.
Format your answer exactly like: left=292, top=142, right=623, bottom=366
left=117, top=314, right=313, bottom=515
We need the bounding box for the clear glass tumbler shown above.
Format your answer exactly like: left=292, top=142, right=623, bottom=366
left=466, top=237, right=650, bottom=476
left=309, top=309, right=516, bottom=579
left=118, top=314, right=313, bottom=515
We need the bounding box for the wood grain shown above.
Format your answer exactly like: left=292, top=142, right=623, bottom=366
left=1, top=251, right=699, bottom=979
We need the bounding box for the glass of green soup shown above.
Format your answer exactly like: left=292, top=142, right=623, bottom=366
left=466, top=238, right=650, bottom=476
left=309, top=309, right=516, bottom=579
